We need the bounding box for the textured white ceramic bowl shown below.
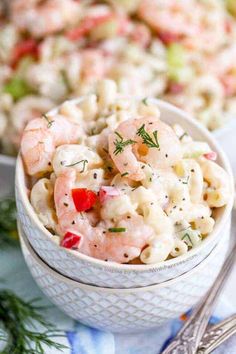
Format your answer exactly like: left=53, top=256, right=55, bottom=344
left=19, top=222, right=230, bottom=333
left=16, top=99, right=234, bottom=288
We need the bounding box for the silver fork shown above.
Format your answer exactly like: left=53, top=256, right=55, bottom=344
left=161, top=241, right=236, bottom=354
left=197, top=314, right=236, bottom=353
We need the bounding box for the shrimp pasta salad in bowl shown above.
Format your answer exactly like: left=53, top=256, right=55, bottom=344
left=16, top=80, right=234, bottom=288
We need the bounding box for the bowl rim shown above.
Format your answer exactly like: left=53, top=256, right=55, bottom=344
left=16, top=98, right=235, bottom=272
left=19, top=221, right=228, bottom=293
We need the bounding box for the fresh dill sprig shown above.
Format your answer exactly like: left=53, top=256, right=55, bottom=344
left=108, top=227, right=126, bottom=233
left=121, top=172, right=129, bottom=177
left=177, top=226, right=191, bottom=234
left=65, top=159, right=88, bottom=173
left=0, top=291, right=67, bottom=354
left=0, top=198, right=18, bottom=247
left=136, top=124, right=160, bottom=149
left=182, top=176, right=190, bottom=185
left=179, top=132, right=188, bottom=141
left=142, top=97, right=149, bottom=106
left=42, top=114, right=54, bottom=129
left=181, top=233, right=193, bottom=246
left=60, top=69, right=71, bottom=92
left=113, top=132, right=136, bottom=156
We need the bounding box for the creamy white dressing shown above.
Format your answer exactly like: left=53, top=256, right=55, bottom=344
left=27, top=83, right=231, bottom=264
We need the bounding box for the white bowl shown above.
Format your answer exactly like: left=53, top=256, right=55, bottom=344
left=19, top=221, right=230, bottom=333
left=16, top=98, right=234, bottom=288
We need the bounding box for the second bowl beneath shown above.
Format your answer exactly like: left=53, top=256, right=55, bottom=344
left=19, top=221, right=230, bottom=333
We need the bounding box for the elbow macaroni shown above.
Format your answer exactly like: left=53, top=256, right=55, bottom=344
left=97, top=79, right=117, bottom=110
left=175, top=159, right=203, bottom=203
left=30, top=178, right=57, bottom=230
left=24, top=79, right=231, bottom=264
left=200, top=159, right=231, bottom=207
left=52, top=144, right=103, bottom=176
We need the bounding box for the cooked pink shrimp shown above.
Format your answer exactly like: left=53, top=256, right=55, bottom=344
left=21, top=114, right=83, bottom=176
left=54, top=169, right=154, bottom=263
left=108, top=116, right=182, bottom=181
left=11, top=96, right=54, bottom=135
left=138, top=0, right=198, bottom=39
left=81, top=49, right=111, bottom=83
left=130, top=23, right=151, bottom=48
left=11, top=0, right=80, bottom=37
left=138, top=0, right=226, bottom=52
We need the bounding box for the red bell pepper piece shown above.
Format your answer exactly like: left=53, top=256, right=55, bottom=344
left=72, top=188, right=97, bottom=212
left=61, top=232, right=81, bottom=249
left=11, top=39, right=38, bottom=68
left=203, top=152, right=217, bottom=161
left=158, top=31, right=180, bottom=45
left=130, top=23, right=151, bottom=48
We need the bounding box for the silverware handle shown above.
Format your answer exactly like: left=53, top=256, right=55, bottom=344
left=197, top=315, right=236, bottom=354
left=161, top=242, right=236, bottom=354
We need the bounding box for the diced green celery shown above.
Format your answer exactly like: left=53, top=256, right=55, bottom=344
left=179, top=228, right=202, bottom=248
left=167, top=43, right=187, bottom=82
left=3, top=77, right=33, bottom=101
left=182, top=141, right=211, bottom=158
left=167, top=43, right=185, bottom=66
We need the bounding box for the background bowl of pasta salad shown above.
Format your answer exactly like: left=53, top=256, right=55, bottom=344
left=15, top=92, right=234, bottom=288
left=19, top=220, right=229, bottom=333
left=1, top=0, right=236, bottom=156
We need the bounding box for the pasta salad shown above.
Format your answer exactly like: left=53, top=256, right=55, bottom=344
left=1, top=0, right=236, bottom=154
left=21, top=80, right=231, bottom=264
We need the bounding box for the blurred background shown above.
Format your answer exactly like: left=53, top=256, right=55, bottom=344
left=0, top=0, right=236, bottom=156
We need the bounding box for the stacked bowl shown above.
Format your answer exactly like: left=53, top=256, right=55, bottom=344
left=16, top=100, right=234, bottom=333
